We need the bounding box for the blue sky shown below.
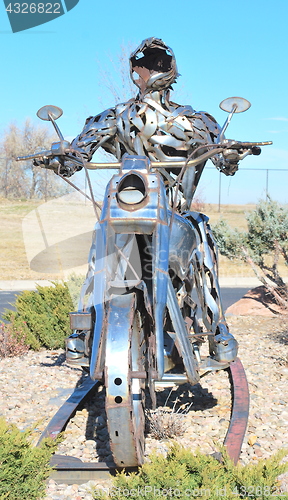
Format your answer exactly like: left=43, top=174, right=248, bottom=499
left=1, top=0, right=288, bottom=204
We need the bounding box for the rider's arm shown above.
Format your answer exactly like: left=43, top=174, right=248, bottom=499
left=71, top=108, right=117, bottom=162
left=34, top=107, right=117, bottom=177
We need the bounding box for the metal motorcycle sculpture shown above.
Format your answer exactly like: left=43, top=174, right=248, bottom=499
left=17, top=38, right=271, bottom=467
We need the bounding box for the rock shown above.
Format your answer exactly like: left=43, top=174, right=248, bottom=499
left=248, top=435, right=257, bottom=446
left=226, top=286, right=284, bottom=316
left=254, top=448, right=263, bottom=457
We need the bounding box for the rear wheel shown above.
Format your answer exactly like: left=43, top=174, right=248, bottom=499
left=105, top=293, right=146, bottom=466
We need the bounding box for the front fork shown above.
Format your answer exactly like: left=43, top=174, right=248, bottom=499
left=87, top=220, right=170, bottom=382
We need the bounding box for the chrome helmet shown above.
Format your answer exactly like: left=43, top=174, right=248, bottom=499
left=130, top=37, right=179, bottom=92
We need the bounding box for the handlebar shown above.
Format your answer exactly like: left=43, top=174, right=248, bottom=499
left=85, top=141, right=272, bottom=169
left=15, top=140, right=273, bottom=170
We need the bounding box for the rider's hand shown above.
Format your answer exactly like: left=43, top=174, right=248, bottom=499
left=219, top=159, right=239, bottom=176
left=221, top=150, right=241, bottom=175
left=222, top=148, right=242, bottom=162
left=33, top=156, right=76, bottom=177
left=219, top=140, right=243, bottom=176
left=33, top=156, right=62, bottom=171
left=32, top=141, right=78, bottom=176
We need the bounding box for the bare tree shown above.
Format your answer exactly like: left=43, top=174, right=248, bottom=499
left=95, top=42, right=137, bottom=107
left=0, top=120, right=71, bottom=199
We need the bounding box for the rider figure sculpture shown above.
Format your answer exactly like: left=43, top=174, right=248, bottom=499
left=41, top=37, right=241, bottom=362
left=57, top=37, right=240, bottom=204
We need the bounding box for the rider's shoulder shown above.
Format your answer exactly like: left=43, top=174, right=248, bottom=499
left=84, top=106, right=117, bottom=125
left=168, top=101, right=195, bottom=116
left=115, top=98, right=137, bottom=114
left=193, top=111, right=221, bottom=134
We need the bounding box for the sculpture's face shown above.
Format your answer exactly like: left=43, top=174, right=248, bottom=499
left=130, top=37, right=179, bottom=93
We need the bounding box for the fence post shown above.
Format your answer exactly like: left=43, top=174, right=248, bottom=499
left=218, top=171, right=221, bottom=212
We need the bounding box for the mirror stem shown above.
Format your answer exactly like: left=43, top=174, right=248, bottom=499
left=219, top=104, right=237, bottom=142
left=48, top=112, right=65, bottom=141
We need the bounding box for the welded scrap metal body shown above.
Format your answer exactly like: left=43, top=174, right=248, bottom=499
left=66, top=37, right=238, bottom=380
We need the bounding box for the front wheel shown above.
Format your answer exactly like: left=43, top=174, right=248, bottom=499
left=104, top=293, right=146, bottom=467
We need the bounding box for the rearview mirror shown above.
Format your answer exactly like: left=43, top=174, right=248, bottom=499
left=219, top=97, right=251, bottom=113
left=37, top=105, right=63, bottom=121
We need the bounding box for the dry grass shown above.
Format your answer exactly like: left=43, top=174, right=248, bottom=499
left=204, top=202, right=256, bottom=229
left=0, top=198, right=46, bottom=280
left=0, top=195, right=97, bottom=280
left=0, top=199, right=286, bottom=281
left=145, top=389, right=193, bottom=439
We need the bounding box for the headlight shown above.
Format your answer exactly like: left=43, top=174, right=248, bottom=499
left=117, top=173, right=147, bottom=206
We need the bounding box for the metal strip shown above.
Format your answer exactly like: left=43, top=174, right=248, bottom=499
left=37, top=376, right=99, bottom=445
left=224, top=357, right=250, bottom=464
left=49, top=455, right=137, bottom=484
left=166, top=277, right=200, bottom=385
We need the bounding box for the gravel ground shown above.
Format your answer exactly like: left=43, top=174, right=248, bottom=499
left=0, top=315, right=288, bottom=499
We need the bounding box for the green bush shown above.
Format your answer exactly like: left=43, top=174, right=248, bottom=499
left=212, top=198, right=288, bottom=307
left=93, top=444, right=288, bottom=500
left=213, top=198, right=288, bottom=268
left=3, top=282, right=73, bottom=350
left=65, top=272, right=85, bottom=309
left=211, top=218, right=246, bottom=261
left=0, top=418, right=57, bottom=500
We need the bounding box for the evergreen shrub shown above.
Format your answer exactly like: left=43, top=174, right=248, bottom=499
left=212, top=198, right=288, bottom=307
left=0, top=418, right=57, bottom=500
left=3, top=282, right=73, bottom=350
left=91, top=444, right=288, bottom=500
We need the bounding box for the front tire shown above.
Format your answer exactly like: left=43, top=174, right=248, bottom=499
left=104, top=293, right=146, bottom=466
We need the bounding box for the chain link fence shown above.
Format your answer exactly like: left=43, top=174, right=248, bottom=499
left=198, top=167, right=288, bottom=209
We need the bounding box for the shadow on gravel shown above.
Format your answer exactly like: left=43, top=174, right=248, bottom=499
left=78, top=380, right=218, bottom=465
left=274, top=330, right=288, bottom=346
left=80, top=384, right=115, bottom=466
left=265, top=317, right=288, bottom=345
left=40, top=352, right=67, bottom=367
left=145, top=382, right=218, bottom=413
left=51, top=374, right=219, bottom=466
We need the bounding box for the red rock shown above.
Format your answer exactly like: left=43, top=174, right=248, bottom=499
left=226, top=286, right=283, bottom=317
left=254, top=448, right=263, bottom=458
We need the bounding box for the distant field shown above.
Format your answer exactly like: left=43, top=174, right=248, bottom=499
left=204, top=203, right=256, bottom=229
left=0, top=195, right=98, bottom=280
left=200, top=203, right=257, bottom=279
left=0, top=198, right=45, bottom=281
left=0, top=198, right=283, bottom=281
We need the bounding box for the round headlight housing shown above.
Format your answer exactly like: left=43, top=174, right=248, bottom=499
left=117, top=173, right=147, bottom=206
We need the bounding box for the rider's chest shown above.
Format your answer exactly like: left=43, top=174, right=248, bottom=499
left=116, top=102, right=196, bottom=142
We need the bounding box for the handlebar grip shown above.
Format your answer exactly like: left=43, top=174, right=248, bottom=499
left=251, top=146, right=261, bottom=156
left=16, top=150, right=52, bottom=161
left=229, top=141, right=272, bottom=149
